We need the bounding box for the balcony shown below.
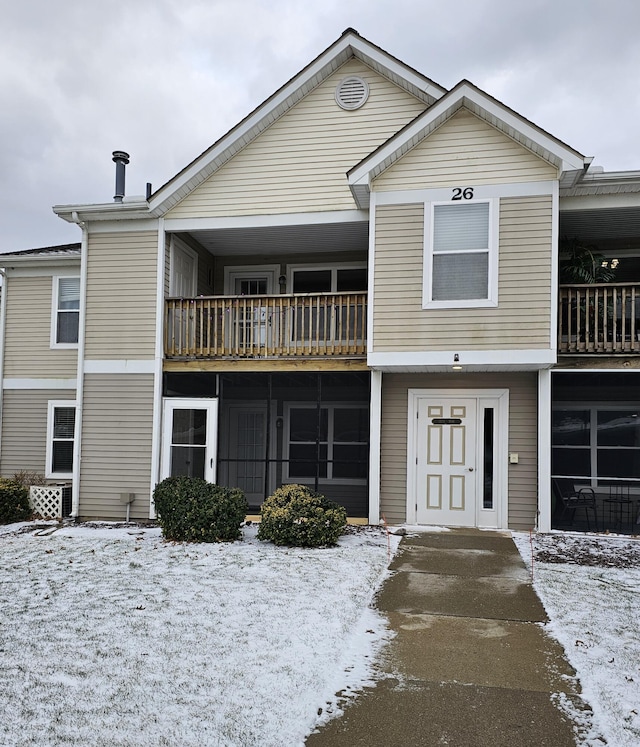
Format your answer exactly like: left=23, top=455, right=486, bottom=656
left=558, top=283, right=640, bottom=354
left=165, top=292, right=367, bottom=359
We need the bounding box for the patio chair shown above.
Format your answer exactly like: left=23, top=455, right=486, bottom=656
left=552, top=479, right=599, bottom=531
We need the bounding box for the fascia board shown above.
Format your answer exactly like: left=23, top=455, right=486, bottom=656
left=348, top=83, right=586, bottom=187
left=53, top=201, right=151, bottom=223
left=148, top=32, right=447, bottom=217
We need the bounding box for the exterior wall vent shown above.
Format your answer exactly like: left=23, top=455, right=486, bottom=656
left=335, top=76, right=369, bottom=110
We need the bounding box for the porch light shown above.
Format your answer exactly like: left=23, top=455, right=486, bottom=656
left=452, top=353, right=462, bottom=371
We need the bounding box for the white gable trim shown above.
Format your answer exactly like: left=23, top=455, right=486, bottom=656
left=164, top=209, right=369, bottom=233
left=348, top=83, right=586, bottom=208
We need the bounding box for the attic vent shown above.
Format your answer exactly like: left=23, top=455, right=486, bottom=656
left=335, top=76, right=369, bottom=110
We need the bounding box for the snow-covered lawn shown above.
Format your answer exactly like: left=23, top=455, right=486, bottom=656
left=0, top=522, right=397, bottom=747
left=514, top=532, right=640, bottom=747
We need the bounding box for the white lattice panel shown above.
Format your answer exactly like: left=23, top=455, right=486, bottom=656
left=30, top=486, right=63, bottom=519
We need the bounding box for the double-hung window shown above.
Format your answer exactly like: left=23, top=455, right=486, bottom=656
left=46, top=402, right=76, bottom=478
left=425, top=199, right=497, bottom=308
left=52, top=276, right=80, bottom=347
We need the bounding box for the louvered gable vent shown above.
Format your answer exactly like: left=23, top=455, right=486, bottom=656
left=335, top=76, right=369, bottom=110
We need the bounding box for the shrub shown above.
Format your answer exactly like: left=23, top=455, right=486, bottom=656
left=257, top=484, right=347, bottom=548
left=0, top=478, right=31, bottom=524
left=12, top=470, right=46, bottom=488
left=153, top=476, right=247, bottom=543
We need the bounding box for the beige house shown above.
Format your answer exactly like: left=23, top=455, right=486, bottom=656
left=3, top=29, right=640, bottom=533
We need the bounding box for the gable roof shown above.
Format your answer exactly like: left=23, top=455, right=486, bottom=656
left=0, top=243, right=81, bottom=260
left=347, top=79, right=589, bottom=208
left=145, top=29, right=447, bottom=217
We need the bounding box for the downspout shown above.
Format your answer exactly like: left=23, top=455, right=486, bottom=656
left=0, top=267, right=8, bottom=465
left=71, top=213, right=88, bottom=518
left=149, top=218, right=166, bottom=519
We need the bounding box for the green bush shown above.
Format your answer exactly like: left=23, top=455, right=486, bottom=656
left=257, top=484, right=347, bottom=548
left=153, top=476, right=247, bottom=543
left=0, top=478, right=31, bottom=524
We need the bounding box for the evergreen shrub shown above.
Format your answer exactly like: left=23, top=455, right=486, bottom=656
left=0, top=478, right=31, bottom=524
left=257, top=484, right=347, bottom=547
left=153, top=476, right=247, bottom=543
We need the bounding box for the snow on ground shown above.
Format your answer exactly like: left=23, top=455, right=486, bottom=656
left=513, top=532, right=640, bottom=747
left=0, top=523, right=399, bottom=747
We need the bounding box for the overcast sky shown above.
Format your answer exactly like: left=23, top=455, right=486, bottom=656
left=1, top=0, right=639, bottom=252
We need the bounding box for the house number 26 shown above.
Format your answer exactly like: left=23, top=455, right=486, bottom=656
left=451, top=187, right=474, bottom=200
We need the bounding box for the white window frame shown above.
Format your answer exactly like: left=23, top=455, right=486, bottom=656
left=283, top=402, right=369, bottom=485
left=224, top=265, right=280, bottom=295
left=286, top=263, right=367, bottom=294
left=423, top=198, right=499, bottom=309
left=50, top=275, right=80, bottom=349
left=46, top=400, right=77, bottom=479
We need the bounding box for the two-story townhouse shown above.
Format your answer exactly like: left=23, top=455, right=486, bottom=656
left=2, top=29, right=639, bottom=533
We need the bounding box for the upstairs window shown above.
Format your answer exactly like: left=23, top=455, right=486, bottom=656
left=52, top=277, right=80, bottom=347
left=425, top=199, right=497, bottom=308
left=46, top=402, right=76, bottom=478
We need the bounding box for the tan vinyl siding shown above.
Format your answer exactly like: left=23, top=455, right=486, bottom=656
left=0, top=389, right=75, bottom=477
left=79, top=374, right=154, bottom=519
left=166, top=59, right=427, bottom=219
left=3, top=276, right=77, bottom=377
left=379, top=373, right=538, bottom=530
left=373, top=108, right=558, bottom=191
left=373, top=196, right=553, bottom=350
left=84, top=231, right=158, bottom=359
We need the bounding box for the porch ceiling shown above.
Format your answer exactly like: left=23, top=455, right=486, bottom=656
left=179, top=220, right=369, bottom=256
left=560, top=207, right=640, bottom=242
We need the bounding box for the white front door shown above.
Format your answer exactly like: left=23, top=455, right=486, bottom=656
left=161, top=399, right=218, bottom=482
left=170, top=241, right=197, bottom=297
left=416, top=397, right=477, bottom=526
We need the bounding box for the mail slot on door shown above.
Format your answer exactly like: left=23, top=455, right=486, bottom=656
left=431, top=418, right=463, bottom=425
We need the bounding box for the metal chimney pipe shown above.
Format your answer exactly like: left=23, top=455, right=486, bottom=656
left=112, top=151, right=130, bottom=203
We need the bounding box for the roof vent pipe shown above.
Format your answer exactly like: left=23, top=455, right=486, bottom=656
left=112, top=151, right=130, bottom=203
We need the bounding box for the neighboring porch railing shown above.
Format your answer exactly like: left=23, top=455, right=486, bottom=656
left=165, top=292, right=367, bottom=358
left=558, top=283, right=640, bottom=354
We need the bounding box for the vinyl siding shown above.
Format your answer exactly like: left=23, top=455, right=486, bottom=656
left=3, top=275, right=77, bottom=378
left=84, top=231, right=158, bottom=359
left=373, top=196, right=553, bottom=350
left=0, top=389, right=75, bottom=477
left=373, top=108, right=558, bottom=191
left=379, top=373, right=538, bottom=530
left=78, top=374, right=154, bottom=520
left=166, top=59, right=427, bottom=219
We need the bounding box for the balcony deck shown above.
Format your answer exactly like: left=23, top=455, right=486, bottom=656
left=165, top=292, right=367, bottom=359
left=559, top=283, right=640, bottom=354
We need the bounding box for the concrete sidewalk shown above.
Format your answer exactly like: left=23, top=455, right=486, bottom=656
left=307, top=529, right=592, bottom=747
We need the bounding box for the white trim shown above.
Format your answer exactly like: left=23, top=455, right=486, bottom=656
left=224, top=265, right=280, bottom=295
left=3, top=378, right=77, bottom=390
left=286, top=261, right=366, bottom=293
left=423, top=198, right=498, bottom=309
left=560, top=193, right=640, bottom=210
left=550, top=181, right=559, bottom=355
left=367, top=193, right=377, bottom=355
left=50, top=275, right=80, bottom=349
left=161, top=398, right=219, bottom=483
left=368, top=370, right=382, bottom=524
left=368, top=349, right=556, bottom=370
left=71, top=222, right=88, bottom=518
left=0, top=268, right=8, bottom=462
left=169, top=235, right=198, bottom=297
left=150, top=220, right=166, bottom=519
left=375, top=180, right=557, bottom=206
left=164, top=210, right=369, bottom=233
left=3, top=261, right=81, bottom=276
left=84, top=360, right=156, bottom=375
left=46, top=399, right=77, bottom=480
left=538, top=369, right=552, bottom=532
left=348, top=82, right=585, bottom=188
left=406, top=388, right=509, bottom=529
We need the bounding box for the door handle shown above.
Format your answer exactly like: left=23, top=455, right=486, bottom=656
left=468, top=467, right=474, bottom=472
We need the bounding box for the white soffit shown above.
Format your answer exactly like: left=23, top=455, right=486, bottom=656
left=147, top=30, right=446, bottom=217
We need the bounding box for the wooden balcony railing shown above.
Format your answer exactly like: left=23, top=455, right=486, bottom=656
left=165, top=292, right=367, bottom=358
left=559, top=283, right=640, bottom=354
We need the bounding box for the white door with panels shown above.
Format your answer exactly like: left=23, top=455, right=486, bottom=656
left=416, top=397, right=477, bottom=526
left=410, top=390, right=508, bottom=529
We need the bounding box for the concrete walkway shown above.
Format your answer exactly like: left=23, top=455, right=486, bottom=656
left=307, top=529, right=592, bottom=747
